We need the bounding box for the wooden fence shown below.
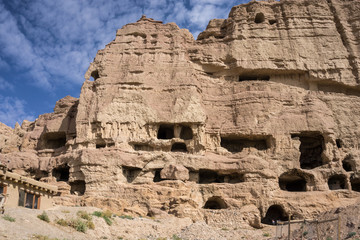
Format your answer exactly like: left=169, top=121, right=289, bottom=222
left=275, top=215, right=340, bottom=240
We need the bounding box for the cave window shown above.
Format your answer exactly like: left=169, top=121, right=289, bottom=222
left=171, top=143, right=187, bottom=152
left=255, top=13, right=265, bottom=24
left=153, top=169, right=163, bottom=182
left=122, top=166, right=141, bottom=183
left=342, top=158, right=354, bottom=172
left=52, top=165, right=70, bottom=182
left=336, top=139, right=343, bottom=148
left=328, top=175, right=347, bottom=190
left=70, top=180, right=86, bottom=195
left=180, top=126, right=193, bottom=140
left=279, top=172, right=307, bottom=192
left=42, top=132, right=66, bottom=149
left=221, top=136, right=269, bottom=153
left=91, top=70, right=99, bottom=81
left=269, top=19, right=276, bottom=25
left=199, top=170, right=224, bottom=184
left=261, top=205, right=288, bottom=225
left=157, top=125, right=174, bottom=139
left=292, top=133, right=324, bottom=169
left=239, top=74, right=270, bottom=82
left=96, top=139, right=106, bottom=149
left=350, top=178, right=360, bottom=192
left=203, top=196, right=227, bottom=210
left=225, top=173, right=244, bottom=183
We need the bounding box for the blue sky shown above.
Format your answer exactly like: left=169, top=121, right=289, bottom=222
left=0, top=0, right=251, bottom=128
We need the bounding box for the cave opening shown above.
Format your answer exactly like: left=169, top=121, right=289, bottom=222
left=328, top=174, right=347, bottom=190
left=180, top=126, right=193, bottom=140
left=203, top=196, right=227, bottom=210
left=199, top=170, right=224, bottom=184
left=42, top=132, right=67, bottom=149
left=350, top=177, right=360, bottom=192
left=279, top=172, right=307, bottom=192
left=342, top=158, right=354, bottom=172
left=238, top=74, right=270, bottom=82
left=221, top=136, right=269, bottom=153
left=91, top=70, right=99, bottom=80
left=336, top=139, right=343, bottom=148
left=70, top=180, right=86, bottom=195
left=52, top=164, right=70, bottom=182
left=261, top=205, right=288, bottom=225
left=255, top=13, right=265, bottom=24
left=171, top=143, right=187, bottom=152
left=122, top=166, right=142, bottom=183
left=292, top=133, right=324, bottom=169
left=157, top=125, right=174, bottom=139
left=153, top=169, right=163, bottom=182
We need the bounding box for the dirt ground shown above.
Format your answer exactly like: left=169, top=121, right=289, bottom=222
left=0, top=206, right=275, bottom=240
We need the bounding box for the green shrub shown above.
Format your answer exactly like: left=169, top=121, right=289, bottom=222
left=263, top=233, right=270, bottom=237
left=87, top=220, right=95, bottom=230
left=56, top=218, right=68, bottom=226
left=92, top=211, right=102, bottom=217
left=119, top=215, right=134, bottom=220
left=303, top=231, right=308, bottom=236
left=326, top=237, right=333, bottom=240
left=69, top=218, right=87, bottom=233
left=37, top=212, right=50, bottom=223
left=2, top=214, right=15, bottom=222
left=347, top=232, right=356, bottom=238
left=77, top=210, right=92, bottom=221
left=92, top=211, right=113, bottom=226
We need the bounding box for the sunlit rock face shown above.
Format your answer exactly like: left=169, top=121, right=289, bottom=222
left=1, top=0, right=360, bottom=227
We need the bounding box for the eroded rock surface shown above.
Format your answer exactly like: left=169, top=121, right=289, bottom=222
left=1, top=0, right=360, bottom=228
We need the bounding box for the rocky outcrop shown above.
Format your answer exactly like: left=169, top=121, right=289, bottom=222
left=1, top=0, right=360, bottom=228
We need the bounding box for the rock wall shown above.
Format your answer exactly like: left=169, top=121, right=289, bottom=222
left=1, top=0, right=360, bottom=228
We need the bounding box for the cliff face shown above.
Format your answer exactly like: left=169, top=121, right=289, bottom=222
left=1, top=0, right=360, bottom=228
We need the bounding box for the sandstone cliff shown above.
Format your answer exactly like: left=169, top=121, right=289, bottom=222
left=1, top=0, right=360, bottom=228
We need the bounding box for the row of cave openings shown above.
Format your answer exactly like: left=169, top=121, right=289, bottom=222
left=201, top=197, right=291, bottom=226
left=122, top=166, right=244, bottom=184
left=279, top=169, right=360, bottom=192
left=133, top=124, right=194, bottom=153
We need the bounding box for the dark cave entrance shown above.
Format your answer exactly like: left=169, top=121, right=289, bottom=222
left=203, top=197, right=227, bottom=210
left=279, top=173, right=307, bottom=192
left=255, top=12, right=265, bottom=24
left=221, top=136, right=269, bottom=153
left=157, top=125, right=174, bottom=139
left=262, top=205, right=288, bottom=225
left=328, top=174, right=347, bottom=190
left=180, top=126, right=193, bottom=140
left=52, top=165, right=70, bottom=182
left=122, top=166, right=142, bottom=183
left=171, top=143, right=187, bottom=152
left=292, top=133, right=324, bottom=169
left=42, top=132, right=66, bottom=149
left=70, top=180, right=86, bottom=195
left=351, top=177, right=360, bottom=192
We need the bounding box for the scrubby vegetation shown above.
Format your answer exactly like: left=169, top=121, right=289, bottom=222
left=92, top=210, right=113, bottom=226
left=37, top=212, right=50, bottom=223
left=2, top=214, right=15, bottom=222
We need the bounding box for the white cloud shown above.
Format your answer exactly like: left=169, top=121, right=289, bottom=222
left=0, top=95, right=35, bottom=128
left=0, top=77, right=14, bottom=91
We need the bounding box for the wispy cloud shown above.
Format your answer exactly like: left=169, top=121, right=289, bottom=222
left=0, top=96, right=35, bottom=128
left=0, top=77, right=14, bottom=91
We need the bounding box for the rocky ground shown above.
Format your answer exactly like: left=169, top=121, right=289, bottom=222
left=0, top=206, right=275, bottom=240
